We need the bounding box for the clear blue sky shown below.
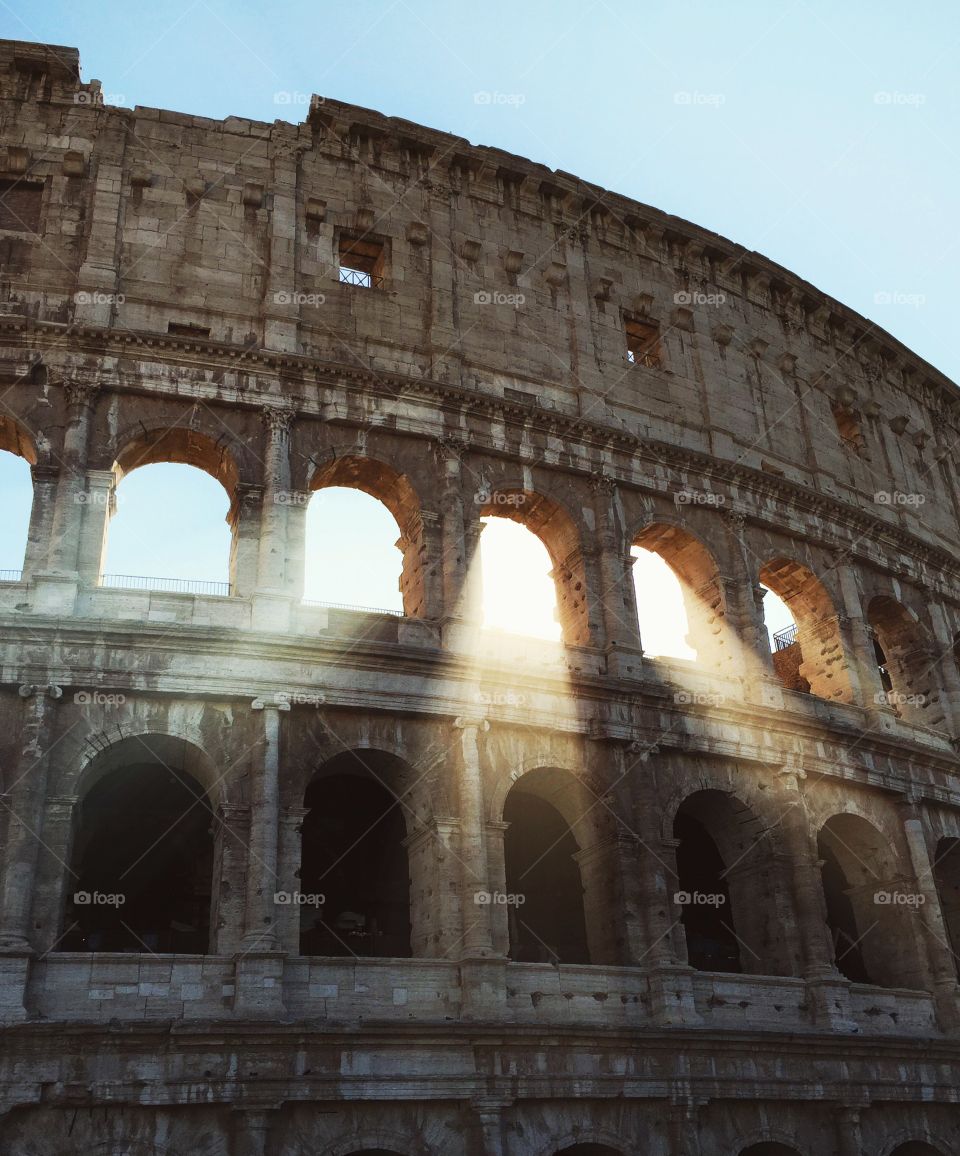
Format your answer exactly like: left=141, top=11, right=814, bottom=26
left=0, top=0, right=951, bottom=644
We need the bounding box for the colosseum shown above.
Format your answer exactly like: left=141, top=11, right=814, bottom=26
left=1, top=34, right=959, bottom=1156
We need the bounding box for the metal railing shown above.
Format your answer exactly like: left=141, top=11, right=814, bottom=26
left=773, top=623, right=799, bottom=651
left=100, top=574, right=231, bottom=597
left=0, top=569, right=23, bottom=582
left=302, top=598, right=403, bottom=617
left=338, top=267, right=384, bottom=289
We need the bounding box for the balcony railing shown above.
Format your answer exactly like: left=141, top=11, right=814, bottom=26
left=773, top=623, right=799, bottom=651
left=338, top=267, right=384, bottom=289
left=0, top=569, right=23, bottom=582
left=302, top=598, right=402, bottom=617
left=100, top=574, right=231, bottom=597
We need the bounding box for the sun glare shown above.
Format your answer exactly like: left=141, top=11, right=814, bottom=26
left=631, top=547, right=696, bottom=660
left=479, top=516, right=561, bottom=640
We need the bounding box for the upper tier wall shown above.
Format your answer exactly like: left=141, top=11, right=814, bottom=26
left=1, top=37, right=958, bottom=555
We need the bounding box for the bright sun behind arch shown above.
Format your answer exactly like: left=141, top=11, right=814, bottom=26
left=479, top=516, right=561, bottom=640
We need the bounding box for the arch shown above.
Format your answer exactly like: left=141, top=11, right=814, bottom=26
left=739, top=1145, right=804, bottom=1156
left=309, top=454, right=428, bottom=617
left=633, top=520, right=729, bottom=669
left=932, top=836, right=960, bottom=980
left=760, top=556, right=854, bottom=702
left=300, top=749, right=414, bottom=958
left=478, top=487, right=590, bottom=646
left=61, top=734, right=217, bottom=954
left=534, top=1129, right=630, bottom=1156
left=501, top=767, right=594, bottom=964
left=867, top=595, right=945, bottom=728
left=672, top=789, right=794, bottom=976
left=886, top=1143, right=948, bottom=1156
left=0, top=413, right=38, bottom=463
left=112, top=426, right=240, bottom=499
left=556, top=1146, right=627, bottom=1155
left=818, top=812, right=926, bottom=988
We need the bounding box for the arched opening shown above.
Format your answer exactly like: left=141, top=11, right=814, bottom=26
left=300, top=750, right=412, bottom=958
left=932, top=837, right=960, bottom=980
left=632, top=523, right=727, bottom=668
left=477, top=489, right=589, bottom=645
left=868, top=595, right=944, bottom=728
left=630, top=545, right=694, bottom=659
left=760, top=557, right=854, bottom=701
left=889, top=1144, right=947, bottom=1156
left=818, top=813, right=925, bottom=988
left=61, top=736, right=215, bottom=953
left=309, top=455, right=426, bottom=617
left=304, top=486, right=404, bottom=613
left=479, top=515, right=560, bottom=640
left=502, top=768, right=592, bottom=964
left=739, top=1145, right=803, bottom=1156
left=556, top=1146, right=625, bottom=1155
left=0, top=415, right=37, bottom=579
left=103, top=429, right=239, bottom=595
left=673, top=790, right=794, bottom=976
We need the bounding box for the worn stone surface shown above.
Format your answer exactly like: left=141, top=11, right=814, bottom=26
left=1, top=35, right=960, bottom=1156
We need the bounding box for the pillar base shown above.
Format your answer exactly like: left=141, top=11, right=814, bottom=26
left=805, top=972, right=857, bottom=1031
left=29, top=571, right=80, bottom=616
left=646, top=963, right=703, bottom=1026
left=251, top=590, right=293, bottom=633
left=233, top=951, right=286, bottom=1019
left=603, top=644, right=644, bottom=680
left=932, top=978, right=960, bottom=1033
left=459, top=955, right=507, bottom=1020
left=0, top=951, right=31, bottom=1023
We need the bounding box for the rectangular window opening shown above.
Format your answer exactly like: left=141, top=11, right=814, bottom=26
left=0, top=177, right=43, bottom=233
left=168, top=322, right=211, bottom=338
left=625, top=317, right=663, bottom=369
left=338, top=233, right=385, bottom=288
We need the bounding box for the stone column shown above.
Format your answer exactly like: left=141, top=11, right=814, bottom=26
left=262, top=129, right=301, bottom=354
left=282, top=491, right=310, bottom=605
left=235, top=695, right=289, bottom=1017
left=590, top=474, right=643, bottom=678
left=252, top=407, right=295, bottom=631
left=472, top=1097, right=509, bottom=1156
left=926, top=601, right=960, bottom=737
left=0, top=683, right=62, bottom=1022
left=32, top=795, right=79, bottom=956
left=484, top=820, right=510, bottom=956
left=454, top=714, right=505, bottom=1018
left=899, top=798, right=960, bottom=1029
left=835, top=561, right=893, bottom=717
left=231, top=1106, right=276, bottom=1156
left=75, top=468, right=116, bottom=587
left=835, top=1105, right=863, bottom=1156
left=228, top=483, right=263, bottom=600
left=212, top=803, right=250, bottom=956
left=33, top=380, right=98, bottom=614
left=73, top=122, right=125, bottom=326
left=630, top=749, right=702, bottom=1025
left=0, top=684, right=62, bottom=952
left=276, top=804, right=309, bottom=955
left=778, top=768, right=855, bottom=1029
left=21, top=464, right=58, bottom=582
left=437, top=439, right=480, bottom=650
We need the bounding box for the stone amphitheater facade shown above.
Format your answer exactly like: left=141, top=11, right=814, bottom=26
left=1, top=35, right=960, bottom=1156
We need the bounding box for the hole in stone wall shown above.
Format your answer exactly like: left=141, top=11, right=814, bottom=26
left=338, top=232, right=386, bottom=288
left=0, top=447, right=33, bottom=575
left=933, top=837, right=960, bottom=981
left=630, top=545, right=694, bottom=660
left=303, top=487, right=404, bottom=613
left=61, top=763, right=213, bottom=954
left=300, top=754, right=412, bottom=958
left=479, top=515, right=561, bottom=640
left=0, top=176, right=43, bottom=232
left=673, top=810, right=741, bottom=973
left=503, top=788, right=590, bottom=964
left=624, top=316, right=663, bottom=368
